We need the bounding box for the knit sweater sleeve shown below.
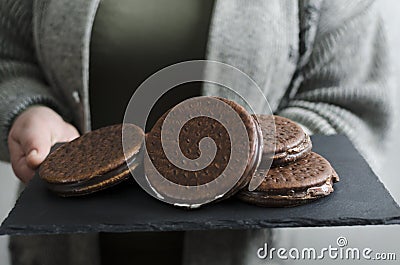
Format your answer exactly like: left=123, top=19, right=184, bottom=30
left=0, top=0, right=68, bottom=161
left=277, top=0, right=393, bottom=163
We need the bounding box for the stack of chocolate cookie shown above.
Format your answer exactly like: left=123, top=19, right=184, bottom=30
left=144, top=96, right=264, bottom=208
left=39, top=124, right=144, bottom=196
left=237, top=115, right=339, bottom=207
left=39, top=96, right=339, bottom=208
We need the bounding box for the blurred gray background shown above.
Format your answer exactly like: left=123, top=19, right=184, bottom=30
left=1, top=0, right=399, bottom=264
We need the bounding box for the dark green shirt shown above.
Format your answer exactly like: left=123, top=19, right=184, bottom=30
left=89, top=0, right=214, bottom=129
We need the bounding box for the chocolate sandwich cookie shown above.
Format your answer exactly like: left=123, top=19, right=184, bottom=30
left=237, top=152, right=339, bottom=207
left=144, top=96, right=263, bottom=208
left=254, top=115, right=312, bottom=167
left=39, top=124, right=144, bottom=196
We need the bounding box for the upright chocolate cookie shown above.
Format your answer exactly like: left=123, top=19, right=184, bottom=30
left=39, top=124, right=144, bottom=196
left=237, top=152, right=339, bottom=207
left=254, top=115, right=312, bottom=167
left=144, top=96, right=263, bottom=208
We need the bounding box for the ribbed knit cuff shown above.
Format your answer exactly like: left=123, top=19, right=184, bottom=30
left=0, top=76, right=70, bottom=161
left=277, top=106, right=337, bottom=135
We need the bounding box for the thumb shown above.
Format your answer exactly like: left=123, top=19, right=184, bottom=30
left=24, top=122, right=79, bottom=168
left=26, top=149, right=46, bottom=169
left=23, top=133, right=52, bottom=169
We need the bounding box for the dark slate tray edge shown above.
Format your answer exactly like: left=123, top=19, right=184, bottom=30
left=344, top=134, right=400, bottom=208
left=2, top=136, right=400, bottom=236
left=2, top=216, right=400, bottom=236
left=0, top=143, right=63, bottom=235
left=0, top=181, right=31, bottom=235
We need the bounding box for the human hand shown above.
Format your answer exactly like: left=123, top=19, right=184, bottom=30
left=8, top=106, right=80, bottom=183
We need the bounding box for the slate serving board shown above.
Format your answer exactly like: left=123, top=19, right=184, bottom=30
left=1, top=135, right=400, bottom=235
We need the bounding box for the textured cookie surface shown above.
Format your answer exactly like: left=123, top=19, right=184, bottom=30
left=254, top=115, right=306, bottom=154
left=255, top=152, right=335, bottom=192
left=216, top=97, right=261, bottom=196
left=254, top=115, right=312, bottom=166
left=145, top=96, right=260, bottom=202
left=39, top=124, right=144, bottom=184
left=237, top=152, right=339, bottom=207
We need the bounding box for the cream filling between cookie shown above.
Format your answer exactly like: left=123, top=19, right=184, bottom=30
left=273, top=134, right=311, bottom=159
left=264, top=177, right=335, bottom=200
left=46, top=153, right=140, bottom=194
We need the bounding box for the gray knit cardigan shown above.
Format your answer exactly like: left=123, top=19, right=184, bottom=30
left=0, top=0, right=394, bottom=264
left=0, top=0, right=393, bottom=165
left=0, top=0, right=393, bottom=160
